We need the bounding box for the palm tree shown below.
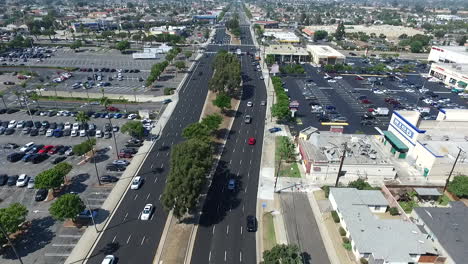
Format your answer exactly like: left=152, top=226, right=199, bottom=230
left=29, top=91, right=41, bottom=109
left=132, top=87, right=138, bottom=102
left=76, top=111, right=101, bottom=185
left=119, top=96, right=128, bottom=112
left=100, top=87, right=105, bottom=97
left=0, top=91, right=8, bottom=109
left=13, top=91, right=23, bottom=107
left=99, top=96, right=110, bottom=111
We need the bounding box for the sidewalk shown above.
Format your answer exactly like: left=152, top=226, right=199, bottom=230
left=65, top=53, right=199, bottom=264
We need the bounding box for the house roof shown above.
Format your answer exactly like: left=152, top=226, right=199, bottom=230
left=330, top=188, right=436, bottom=262
left=414, top=188, right=441, bottom=196
left=414, top=202, right=468, bottom=263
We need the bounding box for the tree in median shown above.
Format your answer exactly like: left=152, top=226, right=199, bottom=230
left=213, top=93, right=232, bottom=113
left=49, top=194, right=85, bottom=221
left=116, top=40, right=131, bottom=52
left=182, top=122, right=211, bottom=141
left=121, top=121, right=145, bottom=139
left=0, top=203, right=28, bottom=242
left=161, top=139, right=213, bottom=219
left=70, top=40, right=83, bottom=50
left=201, top=114, right=222, bottom=132
left=35, top=162, right=73, bottom=190
left=261, top=244, right=303, bottom=264
left=174, top=61, right=186, bottom=72
left=447, top=175, right=468, bottom=198
left=184, top=51, right=192, bottom=59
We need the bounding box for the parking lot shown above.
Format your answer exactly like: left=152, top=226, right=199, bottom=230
left=282, top=62, right=468, bottom=135
left=0, top=108, right=158, bottom=264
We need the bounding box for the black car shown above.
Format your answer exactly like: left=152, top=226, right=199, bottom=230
left=104, top=123, right=112, bottom=132
left=24, top=120, right=33, bottom=127
left=30, top=128, right=39, bottom=136
left=106, top=164, right=126, bottom=172
left=49, top=122, right=57, bottom=129
left=35, top=189, right=48, bottom=201
left=57, top=122, right=65, bottom=130
left=63, top=129, right=71, bottom=136
left=120, top=148, right=137, bottom=154
left=5, top=128, right=15, bottom=135
left=246, top=215, right=257, bottom=232
left=6, top=175, right=18, bottom=186
left=0, top=174, right=8, bottom=186
left=6, top=108, right=19, bottom=114
left=7, top=152, right=24, bottom=162
left=58, top=146, right=70, bottom=155
left=31, top=153, right=48, bottom=164
left=41, top=120, right=50, bottom=128
left=34, top=121, right=42, bottom=128
left=100, top=175, right=119, bottom=183
left=0, top=109, right=6, bottom=114
left=3, top=143, right=19, bottom=149
left=52, top=156, right=67, bottom=164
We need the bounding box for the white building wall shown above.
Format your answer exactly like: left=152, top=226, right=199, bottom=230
left=311, top=164, right=396, bottom=185
left=428, top=47, right=468, bottom=64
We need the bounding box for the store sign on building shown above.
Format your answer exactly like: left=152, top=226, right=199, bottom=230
left=393, top=118, right=414, bottom=139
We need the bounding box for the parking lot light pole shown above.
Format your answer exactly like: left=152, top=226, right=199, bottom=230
left=0, top=222, right=24, bottom=264
left=443, top=146, right=464, bottom=193
left=84, top=198, right=99, bottom=233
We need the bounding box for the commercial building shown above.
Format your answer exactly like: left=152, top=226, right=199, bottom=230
left=149, top=26, right=185, bottom=35
left=297, top=128, right=396, bottom=185
left=192, top=15, right=217, bottom=24
left=378, top=110, right=468, bottom=183
left=428, top=46, right=468, bottom=64
left=302, top=25, right=422, bottom=41
left=263, top=30, right=300, bottom=43
left=252, top=20, right=279, bottom=29
left=306, top=45, right=345, bottom=65
left=329, top=188, right=437, bottom=264
left=132, top=44, right=172, bottom=59
left=264, top=44, right=309, bottom=64
left=71, top=18, right=117, bottom=31
left=429, top=62, right=468, bottom=90
left=412, top=202, right=468, bottom=264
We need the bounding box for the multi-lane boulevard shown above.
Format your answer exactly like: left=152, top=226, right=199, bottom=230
left=190, top=11, right=267, bottom=264
left=86, top=34, right=220, bottom=263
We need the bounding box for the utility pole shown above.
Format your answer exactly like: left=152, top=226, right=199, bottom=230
left=443, top=147, right=464, bottom=193
left=0, top=222, right=24, bottom=264
left=335, top=142, right=348, bottom=187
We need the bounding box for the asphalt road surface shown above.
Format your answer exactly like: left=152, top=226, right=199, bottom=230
left=190, top=20, right=267, bottom=264
left=86, top=39, right=216, bottom=264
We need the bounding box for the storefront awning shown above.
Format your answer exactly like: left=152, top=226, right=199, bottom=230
left=383, top=131, right=409, bottom=152
left=458, top=81, right=467, bottom=87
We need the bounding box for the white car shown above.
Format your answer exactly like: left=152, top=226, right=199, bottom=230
left=373, top=90, right=384, bottom=94
left=8, top=120, right=17, bottom=128
left=140, top=204, right=153, bottom=220
left=20, top=142, right=35, bottom=152
left=128, top=114, right=137, bottom=120
left=46, top=129, right=53, bottom=137
left=420, top=88, right=429, bottom=93
left=327, top=79, right=337, bottom=83
left=130, top=176, right=142, bottom=190
left=16, top=174, right=29, bottom=187
left=95, top=130, right=103, bottom=138
left=101, top=255, right=116, bottom=264
left=16, top=120, right=25, bottom=128
left=27, top=177, right=35, bottom=189
left=334, top=76, right=343, bottom=79
left=79, top=130, right=86, bottom=137
left=247, top=101, right=253, bottom=107
left=423, top=98, right=433, bottom=104
left=71, top=129, right=78, bottom=137
left=113, top=160, right=130, bottom=166
left=72, top=123, right=80, bottom=130
left=405, top=88, right=415, bottom=93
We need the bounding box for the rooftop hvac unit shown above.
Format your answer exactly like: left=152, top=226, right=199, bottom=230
left=442, top=135, right=449, bottom=141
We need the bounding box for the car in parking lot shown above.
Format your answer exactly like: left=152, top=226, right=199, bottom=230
left=247, top=101, right=253, bottom=107
left=7, top=175, right=18, bottom=186
left=52, top=156, right=67, bottom=164
left=8, top=120, right=17, bottom=128
left=106, top=163, right=126, bottom=172
left=16, top=174, right=29, bottom=187
left=7, top=152, right=24, bottom=162
left=268, top=127, right=281, bottom=133
left=38, top=145, right=53, bottom=154
left=27, top=177, right=35, bottom=189
left=35, top=188, right=48, bottom=201
left=140, top=204, right=154, bottom=220
left=100, top=175, right=119, bottom=183
left=112, top=160, right=130, bottom=166
left=131, top=176, right=143, bottom=190
left=20, top=142, right=35, bottom=152
left=0, top=174, right=8, bottom=186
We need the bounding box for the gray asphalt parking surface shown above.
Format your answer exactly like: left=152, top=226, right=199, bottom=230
left=0, top=109, right=158, bottom=264
left=282, top=63, right=468, bottom=135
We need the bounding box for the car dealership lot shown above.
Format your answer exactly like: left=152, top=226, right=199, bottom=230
left=283, top=63, right=468, bottom=135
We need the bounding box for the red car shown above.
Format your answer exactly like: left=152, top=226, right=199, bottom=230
left=118, top=152, right=133, bottom=158
left=107, top=106, right=120, bottom=112
left=361, top=99, right=372, bottom=104
left=38, top=145, right=54, bottom=154
left=48, top=145, right=62, bottom=154
left=355, top=76, right=364, bottom=80
left=248, top=137, right=256, bottom=145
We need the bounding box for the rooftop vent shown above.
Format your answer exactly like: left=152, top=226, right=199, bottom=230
left=442, top=135, right=449, bottom=141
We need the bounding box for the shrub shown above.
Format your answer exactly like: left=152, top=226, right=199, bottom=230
left=342, top=237, right=349, bottom=243
left=343, top=242, right=352, bottom=251
left=389, top=207, right=399, bottom=216
left=331, top=211, right=340, bottom=223
left=360, top=258, right=369, bottom=264
left=448, top=175, right=468, bottom=198
left=72, top=138, right=96, bottom=156
left=339, top=227, right=346, bottom=236
left=164, top=88, right=175, bottom=95
left=322, top=185, right=331, bottom=198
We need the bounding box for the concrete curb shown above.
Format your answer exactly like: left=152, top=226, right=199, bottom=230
left=307, top=192, right=340, bottom=264
left=152, top=210, right=174, bottom=264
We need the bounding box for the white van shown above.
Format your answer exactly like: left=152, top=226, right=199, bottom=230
left=20, top=142, right=35, bottom=152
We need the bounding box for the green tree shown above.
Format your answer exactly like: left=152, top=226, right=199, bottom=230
left=348, top=179, right=375, bottom=190
left=0, top=203, right=28, bottom=242
left=184, top=51, right=192, bottom=59
left=161, top=138, right=212, bottom=219
left=434, top=31, right=446, bottom=39
left=116, top=40, right=131, bottom=52
left=70, top=40, right=82, bottom=50
left=313, top=30, right=328, bottom=41
left=410, top=40, right=423, bottom=53
left=121, top=121, right=145, bottom=139
left=99, top=96, right=110, bottom=110
left=265, top=54, right=275, bottom=66
left=182, top=122, right=211, bottom=141
left=212, top=93, right=232, bottom=113
left=277, top=136, right=295, bottom=162
left=35, top=162, right=73, bottom=190
left=448, top=175, right=468, bottom=198
left=201, top=114, right=222, bottom=132
left=335, top=21, right=345, bottom=41
left=457, top=35, right=467, bottom=46
left=49, top=194, right=85, bottom=221
left=72, top=138, right=96, bottom=156
left=174, top=61, right=186, bottom=72
left=203, top=28, right=210, bottom=39
left=261, top=244, right=303, bottom=264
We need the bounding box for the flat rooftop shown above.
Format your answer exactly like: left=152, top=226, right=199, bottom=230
left=265, top=44, right=309, bottom=56
left=433, top=45, right=468, bottom=55
left=306, top=45, right=345, bottom=58
left=432, top=62, right=468, bottom=75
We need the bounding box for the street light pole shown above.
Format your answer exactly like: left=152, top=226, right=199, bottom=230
left=335, top=143, right=348, bottom=187
left=443, top=147, right=464, bottom=193
left=0, top=222, right=24, bottom=264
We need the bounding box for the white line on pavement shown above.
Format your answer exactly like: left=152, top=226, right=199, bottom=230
left=212, top=225, right=216, bottom=234
left=126, top=234, right=132, bottom=244
left=224, top=251, right=227, bottom=262
left=240, top=251, right=242, bottom=262
left=52, top=244, right=76, bottom=247
left=141, top=236, right=145, bottom=245
left=226, top=225, right=229, bottom=235
left=146, top=193, right=151, bottom=200
left=209, top=251, right=211, bottom=262
left=154, top=177, right=158, bottom=183
left=240, top=226, right=243, bottom=235
left=159, top=194, right=162, bottom=200
left=112, top=235, right=116, bottom=243
left=124, top=212, right=128, bottom=221
left=134, top=194, right=138, bottom=200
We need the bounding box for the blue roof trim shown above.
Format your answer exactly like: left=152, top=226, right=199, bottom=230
left=389, top=124, right=416, bottom=146
left=393, top=111, right=426, bottom=134
left=417, top=141, right=444, bottom=158
left=439, top=109, right=446, bottom=114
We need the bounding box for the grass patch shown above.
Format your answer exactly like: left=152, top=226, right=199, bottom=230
left=399, top=200, right=419, bottom=213
left=275, top=137, right=301, bottom=178
left=437, top=194, right=451, bottom=206
left=263, top=213, right=276, bottom=251
left=37, top=95, right=132, bottom=104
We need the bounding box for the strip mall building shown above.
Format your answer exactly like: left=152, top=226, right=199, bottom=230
left=428, top=46, right=468, bottom=91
